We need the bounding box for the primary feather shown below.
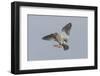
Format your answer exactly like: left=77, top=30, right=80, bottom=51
left=62, top=23, right=72, bottom=35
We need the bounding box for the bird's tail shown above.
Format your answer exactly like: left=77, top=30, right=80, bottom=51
left=62, top=44, right=69, bottom=50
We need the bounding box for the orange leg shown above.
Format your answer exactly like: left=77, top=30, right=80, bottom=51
left=53, top=45, right=63, bottom=48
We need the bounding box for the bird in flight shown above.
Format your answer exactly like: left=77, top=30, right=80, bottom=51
left=42, top=23, right=72, bottom=51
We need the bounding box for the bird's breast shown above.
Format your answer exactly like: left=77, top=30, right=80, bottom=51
left=60, top=32, right=69, bottom=40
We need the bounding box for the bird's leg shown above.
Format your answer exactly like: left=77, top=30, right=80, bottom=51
left=58, top=43, right=63, bottom=48
left=53, top=44, right=63, bottom=48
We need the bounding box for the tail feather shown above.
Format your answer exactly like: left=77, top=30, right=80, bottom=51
left=62, top=44, right=69, bottom=50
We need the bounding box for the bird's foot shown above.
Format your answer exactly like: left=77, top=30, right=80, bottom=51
left=53, top=45, right=63, bottom=48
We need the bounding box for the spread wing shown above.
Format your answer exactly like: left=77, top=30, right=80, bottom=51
left=42, top=34, right=55, bottom=41
left=62, top=23, right=72, bottom=35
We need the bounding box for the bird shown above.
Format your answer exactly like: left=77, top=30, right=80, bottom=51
left=42, top=23, right=72, bottom=50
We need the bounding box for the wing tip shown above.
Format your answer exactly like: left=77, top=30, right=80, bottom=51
left=42, top=36, right=48, bottom=40
left=67, top=22, right=72, bottom=27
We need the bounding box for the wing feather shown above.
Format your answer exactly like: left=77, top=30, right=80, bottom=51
left=62, top=23, right=72, bottom=35
left=42, top=34, right=55, bottom=41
